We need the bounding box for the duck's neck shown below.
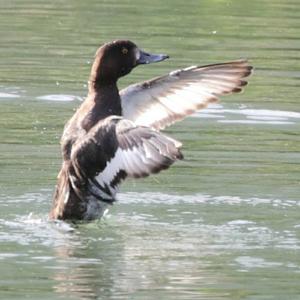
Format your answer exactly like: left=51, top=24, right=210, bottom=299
left=82, top=81, right=122, bottom=131
left=91, top=82, right=122, bottom=115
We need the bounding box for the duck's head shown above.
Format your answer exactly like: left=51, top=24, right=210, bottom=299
left=89, top=40, right=169, bottom=88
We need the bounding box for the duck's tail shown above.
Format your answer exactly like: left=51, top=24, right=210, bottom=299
left=50, top=161, right=86, bottom=220
left=50, top=161, right=113, bottom=221
left=49, top=162, right=71, bottom=220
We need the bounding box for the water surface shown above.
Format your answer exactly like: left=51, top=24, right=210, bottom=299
left=0, top=0, right=300, bottom=299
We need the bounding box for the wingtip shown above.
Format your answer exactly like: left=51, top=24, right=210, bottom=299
left=240, top=80, right=248, bottom=87
left=177, top=150, right=184, bottom=160
left=238, top=59, right=254, bottom=77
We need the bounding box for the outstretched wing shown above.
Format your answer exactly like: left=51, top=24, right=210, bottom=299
left=120, top=60, right=252, bottom=130
left=70, top=116, right=183, bottom=200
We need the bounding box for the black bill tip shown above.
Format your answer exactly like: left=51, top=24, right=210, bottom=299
left=137, top=49, right=169, bottom=65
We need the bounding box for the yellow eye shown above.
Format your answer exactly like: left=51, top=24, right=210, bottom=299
left=121, top=47, right=128, bottom=55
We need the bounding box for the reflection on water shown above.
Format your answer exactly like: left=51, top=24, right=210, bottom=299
left=52, top=246, right=104, bottom=300
left=0, top=191, right=300, bottom=299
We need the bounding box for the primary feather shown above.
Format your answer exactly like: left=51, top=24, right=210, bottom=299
left=121, top=60, right=252, bottom=130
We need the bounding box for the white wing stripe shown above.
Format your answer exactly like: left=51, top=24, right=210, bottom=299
left=95, top=133, right=180, bottom=190
left=96, top=148, right=124, bottom=188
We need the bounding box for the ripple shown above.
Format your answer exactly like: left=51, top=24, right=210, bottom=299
left=218, top=119, right=294, bottom=125
left=194, top=113, right=225, bottom=119
left=36, top=94, right=83, bottom=102
left=0, top=192, right=49, bottom=204
left=0, top=252, right=26, bottom=259
left=247, top=115, right=288, bottom=121
left=0, top=190, right=299, bottom=253
left=0, top=92, right=21, bottom=99
left=119, top=192, right=300, bottom=207
left=195, top=106, right=300, bottom=125
left=227, top=220, right=256, bottom=226
left=235, top=256, right=283, bottom=269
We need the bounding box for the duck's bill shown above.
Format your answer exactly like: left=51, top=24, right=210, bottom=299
left=137, top=50, right=169, bottom=65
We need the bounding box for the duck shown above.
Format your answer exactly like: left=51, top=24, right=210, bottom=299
left=49, top=40, right=252, bottom=221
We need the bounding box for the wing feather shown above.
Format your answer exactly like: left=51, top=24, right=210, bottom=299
left=121, top=60, right=253, bottom=130
left=70, top=117, right=183, bottom=199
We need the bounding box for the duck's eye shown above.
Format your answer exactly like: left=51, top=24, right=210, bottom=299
left=121, top=47, right=128, bottom=55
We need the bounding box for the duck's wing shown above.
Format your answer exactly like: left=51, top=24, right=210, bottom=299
left=70, top=116, right=183, bottom=200
left=120, top=60, right=252, bottom=130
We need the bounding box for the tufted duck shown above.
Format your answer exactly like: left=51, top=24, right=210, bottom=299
left=50, top=40, right=252, bottom=221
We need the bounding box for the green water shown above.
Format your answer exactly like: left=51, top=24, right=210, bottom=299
left=0, top=0, right=300, bottom=299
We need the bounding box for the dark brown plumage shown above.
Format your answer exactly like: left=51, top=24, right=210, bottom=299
left=50, top=40, right=252, bottom=221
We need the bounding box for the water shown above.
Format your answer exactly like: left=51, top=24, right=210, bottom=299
left=0, top=0, right=300, bottom=299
